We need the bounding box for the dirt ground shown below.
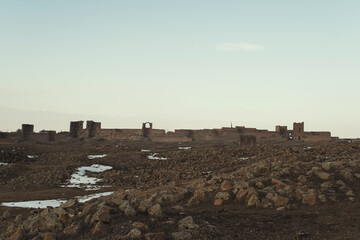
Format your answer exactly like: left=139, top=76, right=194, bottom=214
left=0, top=139, right=359, bottom=239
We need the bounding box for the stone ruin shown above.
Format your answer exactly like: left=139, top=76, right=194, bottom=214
left=22, top=124, right=34, bottom=139
left=1, top=121, right=333, bottom=143
left=142, top=122, right=153, bottom=138
left=239, top=135, right=257, bottom=145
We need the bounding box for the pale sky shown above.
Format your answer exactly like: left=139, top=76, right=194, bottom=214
left=0, top=1, right=359, bottom=138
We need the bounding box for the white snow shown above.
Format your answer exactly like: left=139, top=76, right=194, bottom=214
left=178, top=147, right=191, bottom=150
left=62, top=164, right=113, bottom=190
left=0, top=162, right=8, bottom=166
left=87, top=154, right=107, bottom=160
left=147, top=153, right=168, bottom=160
left=0, top=191, right=114, bottom=209
left=27, top=155, right=37, bottom=159
left=141, top=149, right=150, bottom=152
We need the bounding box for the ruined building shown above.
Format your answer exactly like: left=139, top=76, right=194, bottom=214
left=5, top=121, right=333, bottom=144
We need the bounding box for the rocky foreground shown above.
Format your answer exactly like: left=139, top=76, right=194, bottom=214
left=1, top=141, right=360, bottom=239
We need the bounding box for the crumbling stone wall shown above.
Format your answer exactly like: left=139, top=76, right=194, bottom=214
left=69, top=121, right=84, bottom=138
left=239, top=135, right=257, bottom=145
left=22, top=124, right=34, bottom=139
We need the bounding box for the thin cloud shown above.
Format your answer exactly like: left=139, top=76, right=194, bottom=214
left=217, top=42, right=264, bottom=51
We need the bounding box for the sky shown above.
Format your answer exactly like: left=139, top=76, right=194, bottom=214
left=0, top=1, right=359, bottom=138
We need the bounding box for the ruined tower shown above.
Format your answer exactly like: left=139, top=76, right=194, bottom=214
left=86, top=120, right=101, bottom=138
left=69, top=121, right=84, bottom=138
left=142, top=122, right=153, bottom=138
left=48, top=131, right=56, bottom=141
left=22, top=124, right=34, bottom=139
left=292, top=122, right=304, bottom=140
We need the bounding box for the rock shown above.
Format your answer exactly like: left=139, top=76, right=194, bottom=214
left=119, top=200, right=131, bottom=212
left=126, top=228, right=142, bottom=239
left=266, top=192, right=276, bottom=202
left=236, top=189, right=248, bottom=202
left=110, top=189, right=126, bottom=205
left=274, top=194, right=289, bottom=207
left=60, top=199, right=78, bottom=209
left=64, top=222, right=83, bottom=236
left=215, top=191, right=230, bottom=200
left=354, top=173, right=360, bottom=179
left=138, top=200, right=153, bottom=213
left=276, top=207, right=286, bottom=211
left=132, top=222, right=148, bottom=230
left=247, top=194, right=259, bottom=207
left=92, top=221, right=107, bottom=236
left=344, top=172, right=353, bottom=182
left=302, top=193, right=316, bottom=206
left=124, top=205, right=137, bottom=217
left=8, top=227, right=25, bottom=240
left=321, top=181, right=333, bottom=189
left=214, top=199, right=224, bottom=206
left=2, top=210, right=11, bottom=219
left=148, top=204, right=163, bottom=218
left=91, top=206, right=111, bottom=224
left=14, top=214, right=23, bottom=224
left=318, top=194, right=327, bottom=203
left=43, top=232, right=56, bottom=240
left=220, top=180, right=232, bottom=191
left=316, top=171, right=330, bottom=180
left=145, top=232, right=166, bottom=240
left=321, top=162, right=331, bottom=171
left=171, top=231, right=192, bottom=240
left=187, top=196, right=201, bottom=207
left=271, top=178, right=287, bottom=187
left=346, top=190, right=355, bottom=197
left=178, top=216, right=199, bottom=230
left=297, top=175, right=307, bottom=183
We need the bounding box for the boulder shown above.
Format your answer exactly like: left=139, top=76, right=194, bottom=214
left=274, top=194, right=289, bottom=207
left=302, top=193, right=316, bottom=206
left=214, top=199, right=224, bottom=206
left=178, top=216, right=199, bottom=230
left=92, top=221, right=107, bottom=236
left=148, top=204, right=163, bottom=218
left=236, top=189, right=248, bottom=202
left=215, top=191, right=230, bottom=201
left=220, top=180, right=232, bottom=191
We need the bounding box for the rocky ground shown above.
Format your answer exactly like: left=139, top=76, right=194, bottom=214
left=0, top=139, right=360, bottom=239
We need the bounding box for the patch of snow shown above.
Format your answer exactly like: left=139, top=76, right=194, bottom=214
left=87, top=154, right=107, bottom=160
left=0, top=191, right=114, bottom=209
left=0, top=162, right=8, bottom=166
left=141, top=149, right=150, bottom=152
left=147, top=153, right=168, bottom=160
left=178, top=147, right=191, bottom=150
left=240, top=157, right=249, bottom=160
left=27, top=155, right=37, bottom=159
left=62, top=164, right=113, bottom=190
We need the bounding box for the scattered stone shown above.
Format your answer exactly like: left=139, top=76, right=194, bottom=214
left=215, top=191, right=230, bottom=200
left=92, top=221, right=107, bottom=236
left=316, top=171, right=330, bottom=180
left=171, top=231, right=192, bottom=240
left=126, top=228, right=142, bottom=239
left=148, top=204, right=163, bottom=218
left=247, top=194, right=259, bottom=207
left=236, top=189, right=248, bottom=202
left=178, top=216, right=199, bottom=230
left=60, top=199, right=78, bottom=209
left=132, top=222, right=148, bottom=230
left=144, top=232, right=166, bottom=240
left=321, top=162, right=331, bottom=171
left=43, top=232, right=56, bottom=240
left=302, top=193, right=316, bottom=206
left=220, top=180, right=232, bottom=191
left=124, top=205, right=137, bottom=217
left=274, top=194, right=289, bottom=207
left=214, top=199, right=224, bottom=206
left=2, top=210, right=11, bottom=219
left=8, top=227, right=25, bottom=240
